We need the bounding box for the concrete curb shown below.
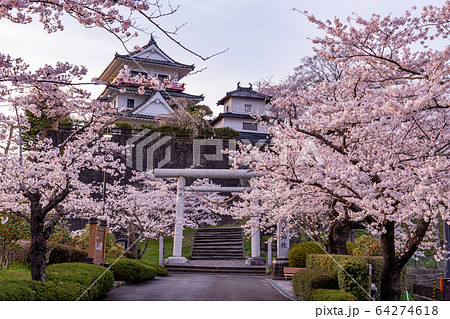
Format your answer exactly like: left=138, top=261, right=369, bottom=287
left=266, top=278, right=300, bottom=301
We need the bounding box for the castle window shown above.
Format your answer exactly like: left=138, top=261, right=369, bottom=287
left=127, top=99, right=135, bottom=109
left=244, top=104, right=252, bottom=112
left=243, top=122, right=257, bottom=131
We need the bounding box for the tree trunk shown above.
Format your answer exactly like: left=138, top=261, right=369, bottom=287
left=29, top=198, right=49, bottom=281
left=327, top=218, right=365, bottom=254
left=30, top=225, right=48, bottom=281
left=380, top=220, right=401, bottom=300
left=380, top=264, right=402, bottom=301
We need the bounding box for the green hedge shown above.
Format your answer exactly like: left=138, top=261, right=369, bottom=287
left=47, top=262, right=114, bottom=300
left=0, top=279, right=89, bottom=301
left=0, top=280, right=35, bottom=301
left=134, top=259, right=168, bottom=276
left=292, top=268, right=338, bottom=300
left=337, top=257, right=369, bottom=300
left=312, top=289, right=357, bottom=301
left=48, top=244, right=88, bottom=264
left=306, top=254, right=405, bottom=301
left=289, top=242, right=324, bottom=268
left=110, top=259, right=157, bottom=283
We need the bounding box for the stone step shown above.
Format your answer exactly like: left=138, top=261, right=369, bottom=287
left=192, top=253, right=244, bottom=257
left=192, top=248, right=243, bottom=253
left=196, top=227, right=242, bottom=231
left=195, top=234, right=243, bottom=238
left=164, top=266, right=266, bottom=275
left=192, top=241, right=243, bottom=248
left=190, top=256, right=244, bottom=260
left=193, top=246, right=243, bottom=250
left=194, top=236, right=243, bottom=240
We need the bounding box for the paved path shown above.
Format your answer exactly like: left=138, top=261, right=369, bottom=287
left=102, top=274, right=290, bottom=301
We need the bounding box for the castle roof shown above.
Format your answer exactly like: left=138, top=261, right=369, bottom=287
left=217, top=82, right=270, bottom=105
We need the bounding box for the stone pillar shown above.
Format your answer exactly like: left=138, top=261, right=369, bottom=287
left=272, top=220, right=290, bottom=279
left=159, top=234, right=164, bottom=266
left=166, top=176, right=188, bottom=263
left=245, top=217, right=266, bottom=266
left=251, top=217, right=261, bottom=258
left=267, top=238, right=273, bottom=269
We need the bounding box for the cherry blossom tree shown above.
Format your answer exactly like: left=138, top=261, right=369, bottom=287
left=231, top=3, right=450, bottom=300
left=0, top=0, right=214, bottom=281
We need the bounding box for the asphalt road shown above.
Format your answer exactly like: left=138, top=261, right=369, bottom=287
left=102, top=274, right=290, bottom=301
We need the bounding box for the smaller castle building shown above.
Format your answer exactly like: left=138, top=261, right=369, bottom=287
left=212, top=83, right=271, bottom=141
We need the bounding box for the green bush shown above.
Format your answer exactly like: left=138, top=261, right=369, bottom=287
left=346, top=242, right=358, bottom=255
left=292, top=268, right=338, bottom=300
left=110, top=259, right=156, bottom=283
left=351, top=235, right=382, bottom=256
left=27, top=280, right=86, bottom=301
left=70, top=247, right=88, bottom=263
left=47, top=262, right=114, bottom=300
left=0, top=280, right=35, bottom=301
left=312, top=289, right=357, bottom=301
left=48, top=244, right=88, bottom=264
left=134, top=259, right=168, bottom=276
left=48, top=244, right=72, bottom=264
left=306, top=254, right=369, bottom=300
left=306, top=254, right=406, bottom=301
left=289, top=242, right=324, bottom=268
left=337, top=257, right=369, bottom=300
left=0, top=279, right=87, bottom=301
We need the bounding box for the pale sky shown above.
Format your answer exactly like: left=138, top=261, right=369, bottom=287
left=0, top=0, right=446, bottom=115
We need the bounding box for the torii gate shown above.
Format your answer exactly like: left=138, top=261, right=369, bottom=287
left=154, top=168, right=265, bottom=264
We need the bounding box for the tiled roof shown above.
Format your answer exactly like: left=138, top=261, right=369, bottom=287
left=115, top=54, right=194, bottom=69
left=217, top=83, right=270, bottom=105
left=210, top=112, right=269, bottom=126
left=106, top=85, right=204, bottom=101
left=116, top=35, right=194, bottom=70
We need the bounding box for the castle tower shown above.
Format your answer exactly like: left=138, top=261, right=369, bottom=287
left=98, top=36, right=204, bottom=125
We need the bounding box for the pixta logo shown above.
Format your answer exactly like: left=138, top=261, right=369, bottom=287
left=126, top=130, right=172, bottom=171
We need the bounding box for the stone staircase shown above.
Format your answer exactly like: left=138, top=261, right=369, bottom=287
left=191, top=227, right=244, bottom=260
left=164, top=227, right=266, bottom=275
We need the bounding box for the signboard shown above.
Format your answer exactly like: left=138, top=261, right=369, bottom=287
left=86, top=217, right=108, bottom=266
left=277, top=220, right=289, bottom=259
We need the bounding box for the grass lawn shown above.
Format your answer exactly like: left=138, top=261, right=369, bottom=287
left=0, top=262, right=31, bottom=280
left=140, top=228, right=197, bottom=264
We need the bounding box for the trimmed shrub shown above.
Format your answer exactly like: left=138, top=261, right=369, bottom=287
left=0, top=279, right=87, bottom=301
left=292, top=268, right=338, bottom=300
left=312, top=289, right=357, bottom=301
left=27, top=280, right=86, bottom=301
left=110, top=259, right=157, bottom=283
left=306, top=254, right=406, bottom=301
left=0, top=280, right=35, bottom=301
left=48, top=245, right=72, bottom=264
left=123, top=251, right=136, bottom=259
left=70, top=247, right=88, bottom=263
left=346, top=242, right=358, bottom=255
left=47, top=262, right=114, bottom=300
left=351, top=235, right=382, bottom=256
left=134, top=259, right=168, bottom=276
left=289, top=242, right=324, bottom=268
left=337, top=257, right=369, bottom=300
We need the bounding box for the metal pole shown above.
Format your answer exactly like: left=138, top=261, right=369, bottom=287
left=445, top=221, right=450, bottom=278
left=368, top=264, right=373, bottom=301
